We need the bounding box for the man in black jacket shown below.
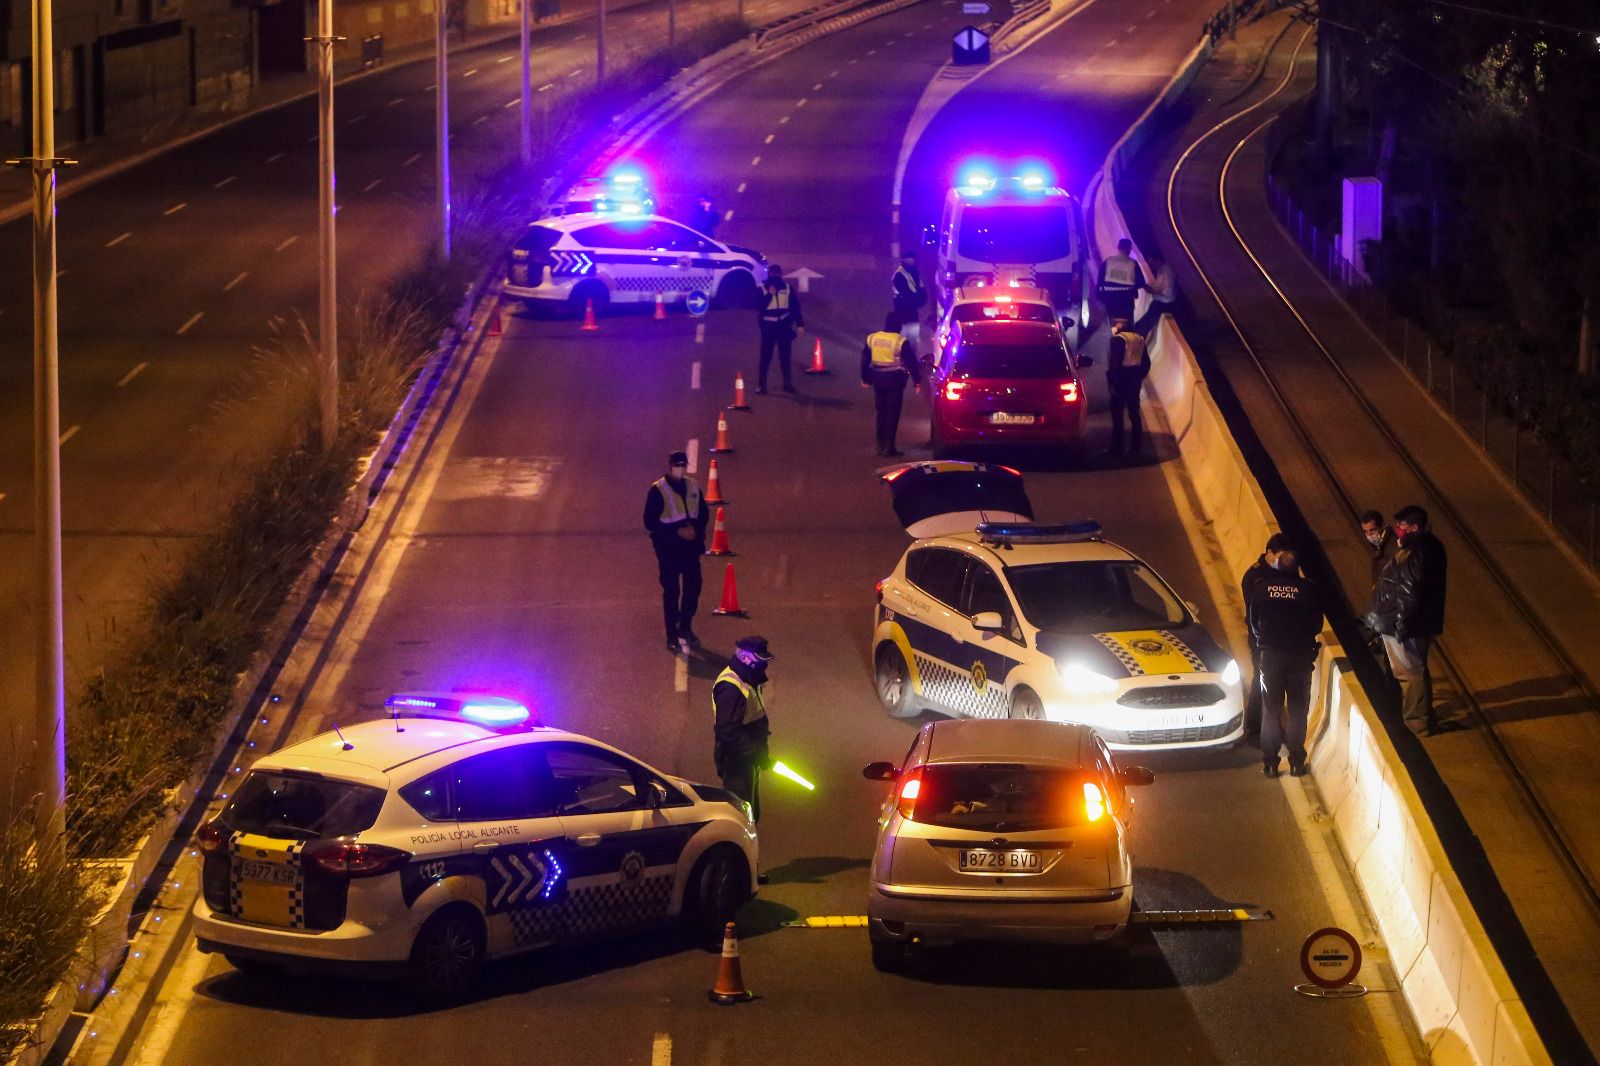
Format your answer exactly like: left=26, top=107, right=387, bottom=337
left=1358, top=509, right=1398, bottom=587
left=643, top=451, right=710, bottom=653
left=1365, top=505, right=1448, bottom=735
left=1245, top=541, right=1323, bottom=777
left=891, top=254, right=929, bottom=353
left=1240, top=533, right=1293, bottom=737
left=713, top=636, right=774, bottom=823
left=1105, top=319, right=1150, bottom=457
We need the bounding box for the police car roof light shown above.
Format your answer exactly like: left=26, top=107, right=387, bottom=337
left=384, top=692, right=534, bottom=728
left=976, top=519, right=1102, bottom=544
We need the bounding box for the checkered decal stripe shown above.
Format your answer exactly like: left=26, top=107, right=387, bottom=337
left=1161, top=631, right=1209, bottom=671
left=914, top=655, right=1009, bottom=719
left=226, top=833, right=307, bottom=929
left=564, top=874, right=674, bottom=937
left=508, top=905, right=564, bottom=949
left=609, top=273, right=716, bottom=294
left=1094, top=633, right=1145, bottom=675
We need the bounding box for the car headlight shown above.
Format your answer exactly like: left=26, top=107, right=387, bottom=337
left=1059, top=663, right=1118, bottom=694
left=1221, top=659, right=1241, bottom=686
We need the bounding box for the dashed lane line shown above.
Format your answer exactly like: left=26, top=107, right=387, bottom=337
left=750, top=155, right=761, bottom=166
left=695, top=323, right=705, bottom=345
left=473, top=115, right=489, bottom=126
left=687, top=438, right=699, bottom=474
left=176, top=311, right=205, bottom=335
left=504, top=97, right=520, bottom=108
left=164, top=202, right=188, bottom=216
left=106, top=232, right=131, bottom=248
left=389, top=97, right=407, bottom=107
left=674, top=655, right=688, bottom=692
left=764, top=133, right=775, bottom=144
left=58, top=425, right=81, bottom=446
left=348, top=113, right=367, bottom=125
left=116, top=362, right=148, bottom=387
left=796, top=97, right=808, bottom=107
left=779, top=115, right=790, bottom=124
left=463, top=67, right=479, bottom=77
left=223, top=271, right=249, bottom=292
left=213, top=175, right=237, bottom=190
left=275, top=235, right=299, bottom=252
left=691, top=360, right=702, bottom=388
left=538, top=82, right=555, bottom=92
left=306, top=133, right=318, bottom=143
left=363, top=178, right=383, bottom=193
left=404, top=152, right=423, bottom=166
left=266, top=151, right=285, bottom=163
left=652, top=1033, right=672, bottom=1066
left=568, top=69, right=584, bottom=78
left=496, top=54, right=514, bottom=63
left=723, top=209, right=734, bottom=222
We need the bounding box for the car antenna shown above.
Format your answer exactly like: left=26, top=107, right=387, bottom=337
left=332, top=723, right=354, bottom=751
left=390, top=705, right=405, bottom=733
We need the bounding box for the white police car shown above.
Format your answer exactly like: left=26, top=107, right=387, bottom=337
left=504, top=212, right=766, bottom=315
left=191, top=694, right=758, bottom=1000
left=871, top=463, right=1244, bottom=749
left=544, top=166, right=657, bottom=218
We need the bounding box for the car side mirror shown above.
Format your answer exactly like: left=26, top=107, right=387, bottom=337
left=1076, top=354, right=1094, bottom=368
left=862, top=761, right=900, bottom=782
left=1120, top=766, right=1155, bottom=787
left=645, top=780, right=670, bottom=808
left=921, top=223, right=937, bottom=248
left=971, top=611, right=1004, bottom=632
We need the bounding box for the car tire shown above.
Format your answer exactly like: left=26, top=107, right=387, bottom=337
left=1009, top=688, right=1045, bottom=721
left=684, top=847, right=749, bottom=949
left=869, top=933, right=907, bottom=973
left=875, top=644, right=919, bottom=719
left=408, top=906, right=486, bottom=1003
left=715, top=269, right=760, bottom=309
left=568, top=280, right=610, bottom=318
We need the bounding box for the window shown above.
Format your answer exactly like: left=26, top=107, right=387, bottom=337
left=573, top=221, right=695, bottom=252
left=223, top=772, right=385, bottom=840
left=907, top=548, right=969, bottom=609
left=964, top=564, right=1022, bottom=642
left=952, top=302, right=1055, bottom=324
left=514, top=224, right=562, bottom=256
left=547, top=745, right=647, bottom=815
left=910, top=764, right=1088, bottom=832
left=957, top=205, right=1072, bottom=263
left=1004, top=560, right=1187, bottom=633
left=399, top=770, right=453, bottom=821
left=454, top=747, right=557, bottom=822
left=953, top=341, right=1069, bottom=379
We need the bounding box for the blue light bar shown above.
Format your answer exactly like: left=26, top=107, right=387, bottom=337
left=460, top=699, right=531, bottom=726
left=385, top=692, right=533, bottom=728
left=976, top=519, right=1102, bottom=543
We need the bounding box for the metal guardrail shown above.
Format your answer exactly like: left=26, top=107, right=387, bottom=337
left=753, top=0, right=904, bottom=48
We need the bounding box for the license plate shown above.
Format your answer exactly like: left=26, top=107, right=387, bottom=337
left=960, top=849, right=1042, bottom=872
left=239, top=859, right=296, bottom=885
left=988, top=412, right=1038, bottom=426
left=1153, top=713, right=1209, bottom=729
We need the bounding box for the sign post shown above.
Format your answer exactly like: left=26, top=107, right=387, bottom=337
left=1295, top=927, right=1367, bottom=998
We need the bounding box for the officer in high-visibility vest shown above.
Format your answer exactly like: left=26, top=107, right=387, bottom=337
left=1106, top=318, right=1150, bottom=457
left=643, top=450, right=710, bottom=653
left=757, top=265, right=804, bottom=394
left=859, top=312, right=922, bottom=456
left=713, top=635, right=774, bottom=823
left=1097, top=237, right=1146, bottom=325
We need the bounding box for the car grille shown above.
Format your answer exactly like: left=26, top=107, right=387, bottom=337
left=1099, top=714, right=1241, bottom=746
left=1117, top=684, right=1226, bottom=709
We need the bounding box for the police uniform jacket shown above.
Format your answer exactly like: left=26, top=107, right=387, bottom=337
left=892, top=265, right=928, bottom=321
left=1365, top=530, right=1447, bottom=640
left=1246, top=567, right=1322, bottom=654
left=643, top=475, right=709, bottom=552
left=1241, top=554, right=1272, bottom=647
left=860, top=333, right=922, bottom=385
left=712, top=660, right=771, bottom=769
left=759, top=283, right=803, bottom=332
left=1107, top=329, right=1151, bottom=391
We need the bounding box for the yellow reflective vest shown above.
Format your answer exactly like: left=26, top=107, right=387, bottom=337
left=712, top=667, right=767, bottom=727
left=867, top=331, right=903, bottom=369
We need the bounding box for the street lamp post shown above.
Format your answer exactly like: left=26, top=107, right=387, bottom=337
left=669, top=0, right=676, bottom=50
left=310, top=0, right=342, bottom=451
left=519, top=0, right=532, bottom=164
left=436, top=0, right=453, bottom=257
left=597, top=0, right=606, bottom=84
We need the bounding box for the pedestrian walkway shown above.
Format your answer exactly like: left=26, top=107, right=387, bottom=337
left=1130, top=11, right=1600, bottom=1057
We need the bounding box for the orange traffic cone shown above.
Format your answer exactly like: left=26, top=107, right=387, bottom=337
left=708, top=922, right=754, bottom=1004
left=704, top=459, right=729, bottom=506
left=710, top=413, right=735, bottom=455
left=654, top=294, right=667, bottom=320
left=487, top=308, right=504, bottom=336
left=580, top=299, right=599, bottom=331
left=728, top=373, right=751, bottom=411
left=804, top=336, right=831, bottom=375
left=712, top=563, right=748, bottom=617
left=705, top=507, right=734, bottom=556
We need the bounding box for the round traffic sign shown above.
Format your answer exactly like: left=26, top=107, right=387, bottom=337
left=687, top=290, right=711, bottom=317
left=1299, top=927, right=1362, bottom=989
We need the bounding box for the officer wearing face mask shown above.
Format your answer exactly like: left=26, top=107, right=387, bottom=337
left=1244, top=540, right=1323, bottom=778
left=643, top=450, right=710, bottom=653
left=713, top=635, right=775, bottom=824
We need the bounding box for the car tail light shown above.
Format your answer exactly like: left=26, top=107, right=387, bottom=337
left=875, top=578, right=886, bottom=604
left=307, top=841, right=411, bottom=878
left=196, top=819, right=226, bottom=854
left=943, top=381, right=969, bottom=402
left=896, top=770, right=923, bottom=820
left=1060, top=381, right=1079, bottom=403
left=1083, top=780, right=1107, bottom=823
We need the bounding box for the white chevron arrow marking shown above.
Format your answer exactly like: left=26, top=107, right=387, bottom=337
left=489, top=857, right=512, bottom=909
left=506, top=853, right=536, bottom=904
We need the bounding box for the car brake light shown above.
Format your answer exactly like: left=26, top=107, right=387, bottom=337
left=196, top=819, right=226, bottom=854
left=897, top=771, right=923, bottom=820
left=875, top=578, right=886, bottom=603
left=1060, top=381, right=1079, bottom=403
left=307, top=841, right=411, bottom=878
left=1083, top=780, right=1107, bottom=822
left=943, top=381, right=968, bottom=402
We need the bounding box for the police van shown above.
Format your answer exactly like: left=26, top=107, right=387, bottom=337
left=191, top=694, right=758, bottom=999
left=926, top=167, right=1089, bottom=334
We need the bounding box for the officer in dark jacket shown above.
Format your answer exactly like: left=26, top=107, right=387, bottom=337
left=643, top=451, right=710, bottom=653
left=713, top=636, right=774, bottom=823
left=757, top=265, right=804, bottom=394
left=1240, top=532, right=1294, bottom=737
left=1105, top=318, right=1150, bottom=456
left=860, top=312, right=923, bottom=456
left=891, top=254, right=929, bottom=353
left=1364, top=505, right=1448, bottom=735
left=1246, top=541, right=1322, bottom=777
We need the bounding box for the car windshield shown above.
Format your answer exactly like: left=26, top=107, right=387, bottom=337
left=957, top=206, right=1072, bottom=263
left=953, top=341, right=1069, bottom=379
left=952, top=302, right=1056, bottom=323
left=1005, top=560, right=1187, bottom=632
left=514, top=225, right=562, bottom=256
left=222, top=771, right=386, bottom=841
left=913, top=764, right=1088, bottom=832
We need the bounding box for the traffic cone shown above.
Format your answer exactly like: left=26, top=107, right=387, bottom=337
left=581, top=299, right=599, bottom=331
left=654, top=294, right=667, bottom=320
left=711, top=563, right=748, bottom=617
left=708, top=922, right=754, bottom=1004
left=705, top=507, right=734, bottom=556
left=804, top=336, right=831, bottom=375
left=710, top=413, right=735, bottom=455
left=704, top=459, right=729, bottom=506
left=728, top=373, right=751, bottom=411
left=487, top=307, right=503, bottom=336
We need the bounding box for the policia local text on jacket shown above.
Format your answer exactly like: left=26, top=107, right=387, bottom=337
left=712, top=638, right=774, bottom=821
left=860, top=315, right=922, bottom=456
left=1245, top=553, right=1322, bottom=775
left=643, top=453, right=710, bottom=649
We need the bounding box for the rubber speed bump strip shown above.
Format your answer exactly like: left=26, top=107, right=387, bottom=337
left=783, top=915, right=869, bottom=928
left=1131, top=907, right=1274, bottom=925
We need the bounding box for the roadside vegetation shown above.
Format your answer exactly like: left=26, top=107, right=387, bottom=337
left=2, top=14, right=748, bottom=1059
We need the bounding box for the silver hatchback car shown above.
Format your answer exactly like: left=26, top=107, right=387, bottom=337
left=862, top=719, right=1153, bottom=971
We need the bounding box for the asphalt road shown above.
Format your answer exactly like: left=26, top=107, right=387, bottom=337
left=0, top=0, right=786, bottom=797
left=122, top=3, right=1421, bottom=1064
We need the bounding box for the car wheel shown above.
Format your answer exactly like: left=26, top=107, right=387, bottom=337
left=568, top=280, right=610, bottom=318
left=715, top=269, right=759, bottom=309
left=875, top=644, right=919, bottom=719
left=1009, top=688, right=1045, bottom=721
left=869, top=933, right=907, bottom=973
left=408, top=907, right=485, bottom=1003
left=684, top=847, right=749, bottom=949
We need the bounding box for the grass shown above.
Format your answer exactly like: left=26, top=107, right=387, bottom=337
left=0, top=819, right=96, bottom=1062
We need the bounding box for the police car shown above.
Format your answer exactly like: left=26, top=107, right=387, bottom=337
left=933, top=281, right=1060, bottom=370
left=504, top=212, right=766, bottom=315
left=871, top=463, right=1244, bottom=749
left=543, top=166, right=657, bottom=218
left=191, top=694, right=758, bottom=999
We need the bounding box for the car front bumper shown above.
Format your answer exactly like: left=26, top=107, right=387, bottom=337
left=1040, top=680, right=1244, bottom=750
left=868, top=884, right=1131, bottom=946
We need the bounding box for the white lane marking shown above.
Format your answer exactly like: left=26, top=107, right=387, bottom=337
left=404, top=152, right=423, bottom=166
left=1100, top=38, right=1116, bottom=49
left=736, top=182, right=746, bottom=194
left=884, top=38, right=897, bottom=46
left=463, top=67, right=479, bottom=77
left=473, top=115, right=489, bottom=126
left=674, top=655, right=688, bottom=692
left=829, top=69, right=840, bottom=77
left=538, top=82, right=555, bottom=92
left=811, top=82, right=822, bottom=90
left=266, top=151, right=285, bottom=163
left=686, top=438, right=699, bottom=474
left=58, top=425, right=81, bottom=445
left=691, top=361, right=702, bottom=389
left=695, top=323, right=705, bottom=345
left=426, top=82, right=437, bottom=89
left=56, top=270, right=66, bottom=279
left=129, top=921, right=217, bottom=1066
left=363, top=178, right=383, bottom=193
left=164, top=202, right=188, bottom=216
left=389, top=97, right=406, bottom=106
left=117, top=362, right=149, bottom=387
left=504, top=97, right=519, bottom=108
left=847, top=57, right=858, bottom=64
left=213, top=175, right=237, bottom=189
left=306, top=133, right=318, bottom=143
left=224, top=271, right=250, bottom=292
left=723, top=209, right=734, bottom=222
left=750, top=155, right=761, bottom=166
left=764, top=133, right=775, bottom=144
left=176, top=311, right=204, bottom=335
left=797, top=96, right=809, bottom=106
left=653, top=1032, right=672, bottom=1066
left=275, top=235, right=299, bottom=252
left=778, top=115, right=790, bottom=124
left=866, top=48, right=877, bottom=54
left=496, top=54, right=513, bottom=63
left=106, top=232, right=132, bottom=248
left=348, top=113, right=367, bottom=125
left=568, top=69, right=584, bottom=78
left=903, top=29, right=915, bottom=36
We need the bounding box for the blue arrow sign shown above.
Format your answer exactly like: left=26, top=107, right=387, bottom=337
left=686, top=290, right=711, bottom=317
left=953, top=25, right=989, bottom=50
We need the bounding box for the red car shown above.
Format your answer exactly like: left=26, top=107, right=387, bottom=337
left=929, top=318, right=1090, bottom=461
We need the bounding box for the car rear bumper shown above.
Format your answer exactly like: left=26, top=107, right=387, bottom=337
left=504, top=278, right=575, bottom=302
left=868, top=884, right=1131, bottom=945
left=933, top=406, right=1086, bottom=445
left=192, top=892, right=418, bottom=966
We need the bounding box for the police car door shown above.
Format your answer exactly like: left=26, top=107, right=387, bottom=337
left=547, top=743, right=689, bottom=938
left=651, top=221, right=720, bottom=302
left=448, top=746, right=571, bottom=958
left=958, top=559, right=1027, bottom=719
left=899, top=546, right=976, bottom=716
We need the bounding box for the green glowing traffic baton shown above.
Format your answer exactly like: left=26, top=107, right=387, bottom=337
left=769, top=759, right=815, bottom=791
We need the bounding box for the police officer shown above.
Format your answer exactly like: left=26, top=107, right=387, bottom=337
left=1245, top=541, right=1322, bottom=777
left=689, top=193, right=718, bottom=238
left=891, top=254, right=929, bottom=354
left=643, top=451, right=710, bottom=653
left=1097, top=238, right=1146, bottom=325
left=1105, top=318, right=1150, bottom=457
left=860, top=312, right=922, bottom=456
left=1240, top=532, right=1294, bottom=737
left=757, top=265, right=804, bottom=394
left=713, top=635, right=774, bottom=823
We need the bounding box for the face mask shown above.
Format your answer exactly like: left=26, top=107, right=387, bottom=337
left=1364, top=529, right=1384, bottom=547
left=668, top=466, right=687, bottom=480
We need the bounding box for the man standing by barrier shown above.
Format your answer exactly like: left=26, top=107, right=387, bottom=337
left=643, top=451, right=709, bottom=653
left=1105, top=319, right=1150, bottom=457
left=1135, top=255, right=1176, bottom=334
left=1365, top=505, right=1448, bottom=735
left=1241, top=532, right=1293, bottom=738
left=1246, top=540, right=1323, bottom=777
left=891, top=254, right=929, bottom=354
left=1098, top=238, right=1146, bottom=326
